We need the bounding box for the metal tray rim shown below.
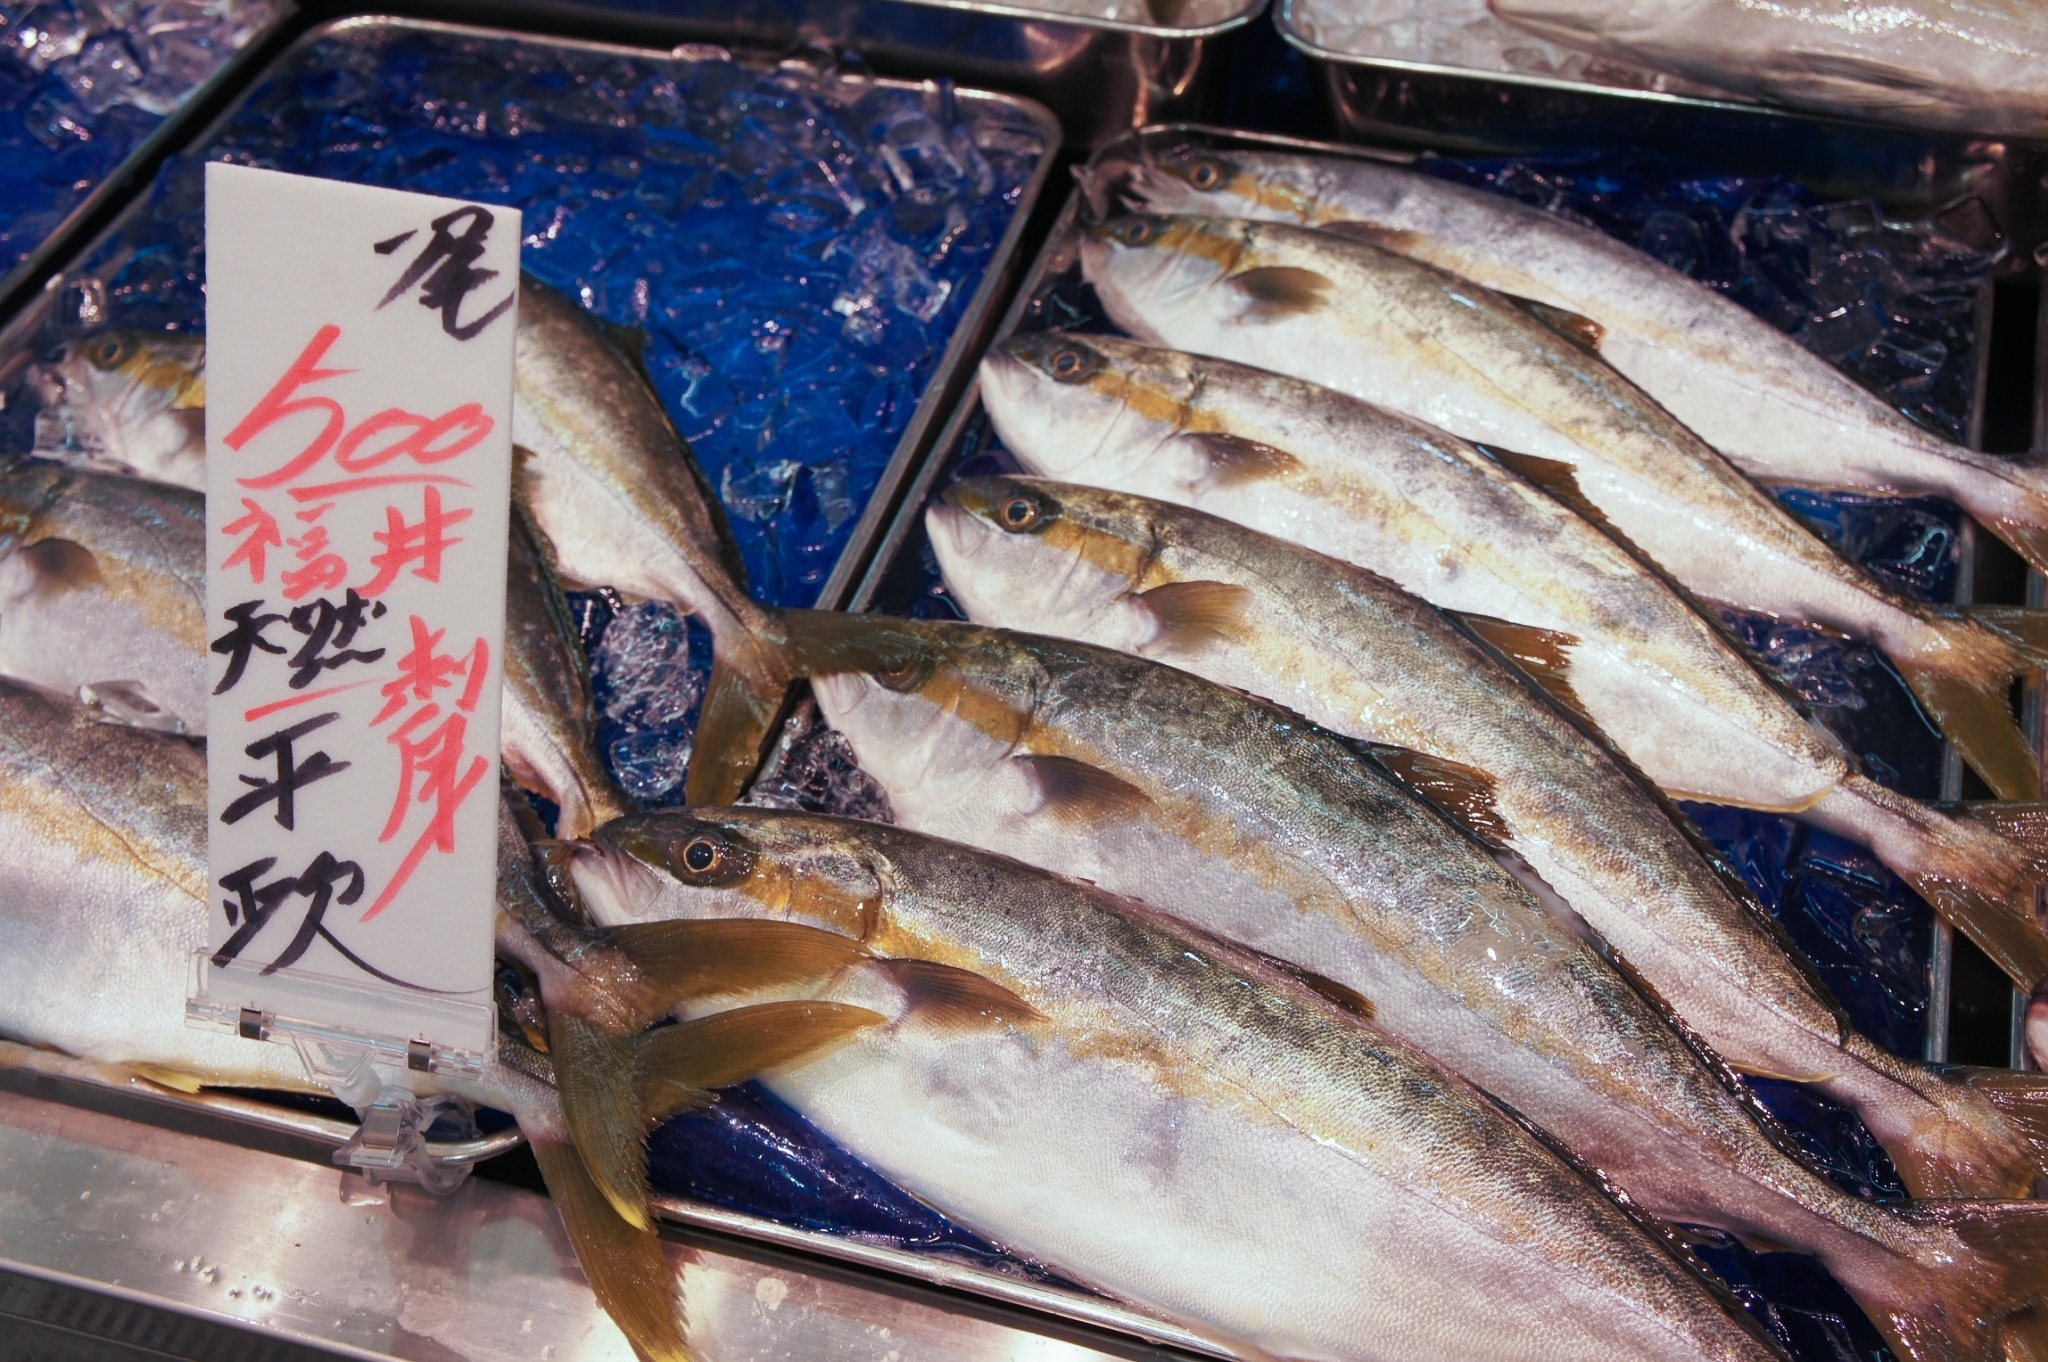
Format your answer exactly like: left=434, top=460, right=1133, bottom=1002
left=0, top=1, right=300, bottom=327
left=872, top=0, right=1269, bottom=41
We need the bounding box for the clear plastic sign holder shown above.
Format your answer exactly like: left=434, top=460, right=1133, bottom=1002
left=189, top=164, right=519, bottom=1191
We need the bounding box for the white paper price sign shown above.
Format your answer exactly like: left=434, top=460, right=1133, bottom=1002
left=197, top=164, right=519, bottom=1059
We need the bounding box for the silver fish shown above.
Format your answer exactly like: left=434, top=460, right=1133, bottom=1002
left=775, top=608, right=2048, bottom=1362
left=0, top=455, right=205, bottom=734
left=512, top=274, right=794, bottom=805
left=1490, top=0, right=2048, bottom=136
left=977, top=331, right=2048, bottom=996
left=1079, top=213, right=2048, bottom=806
left=930, top=472, right=2048, bottom=1203
left=1112, top=145, right=2048, bottom=572
left=502, top=501, right=633, bottom=840
left=31, top=330, right=207, bottom=490
left=572, top=804, right=1794, bottom=1362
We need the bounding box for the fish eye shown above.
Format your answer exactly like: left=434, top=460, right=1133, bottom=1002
left=998, top=497, right=1041, bottom=531
left=89, top=336, right=128, bottom=369
left=1049, top=347, right=1089, bottom=381
left=1188, top=161, right=1223, bottom=190
left=679, top=836, right=723, bottom=875
left=1115, top=219, right=1157, bottom=246
left=874, top=660, right=928, bottom=692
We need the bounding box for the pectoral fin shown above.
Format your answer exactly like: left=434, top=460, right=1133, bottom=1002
left=604, top=918, right=869, bottom=1012
left=1228, top=266, right=1332, bottom=321
left=15, top=538, right=101, bottom=596
left=1186, top=432, right=1301, bottom=487
left=1015, top=752, right=1155, bottom=822
left=1135, top=580, right=1252, bottom=651
left=875, top=958, right=1044, bottom=1031
left=1451, top=613, right=1599, bottom=734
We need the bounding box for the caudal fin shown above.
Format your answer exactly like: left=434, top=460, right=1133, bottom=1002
left=1896, top=660, right=2040, bottom=803
left=528, top=1132, right=689, bottom=1362
left=686, top=619, right=799, bottom=806
left=1868, top=1200, right=2048, bottom=1362
left=1863, top=1052, right=2048, bottom=1199
left=1817, top=779, right=2048, bottom=991
left=1986, top=519, right=2048, bottom=579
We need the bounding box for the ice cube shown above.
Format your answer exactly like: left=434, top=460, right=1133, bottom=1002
left=9, top=6, right=89, bottom=72
left=60, top=34, right=143, bottom=113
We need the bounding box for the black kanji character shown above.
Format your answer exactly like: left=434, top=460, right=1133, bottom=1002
left=221, top=711, right=350, bottom=830
left=212, top=851, right=430, bottom=988
left=286, top=589, right=388, bottom=689
left=211, top=599, right=287, bottom=695
left=373, top=206, right=515, bottom=341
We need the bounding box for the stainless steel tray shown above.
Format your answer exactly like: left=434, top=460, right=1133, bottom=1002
left=0, top=2, right=298, bottom=323
left=430, top=0, right=1270, bottom=149
left=851, top=121, right=2031, bottom=1071
left=1274, top=0, right=2048, bottom=263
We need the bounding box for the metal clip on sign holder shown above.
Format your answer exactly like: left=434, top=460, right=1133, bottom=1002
left=186, top=951, right=492, bottom=1193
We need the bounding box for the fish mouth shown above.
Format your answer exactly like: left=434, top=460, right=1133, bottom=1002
left=568, top=836, right=663, bottom=925
left=977, top=347, right=1041, bottom=414
left=810, top=670, right=873, bottom=728
left=926, top=493, right=993, bottom=565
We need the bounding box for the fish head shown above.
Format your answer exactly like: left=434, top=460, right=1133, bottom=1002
left=931, top=476, right=1155, bottom=637
left=575, top=807, right=887, bottom=941
left=53, top=330, right=206, bottom=411
left=980, top=332, right=1195, bottom=484
left=784, top=611, right=1044, bottom=819
left=1079, top=213, right=1243, bottom=335
left=1111, top=144, right=1321, bottom=225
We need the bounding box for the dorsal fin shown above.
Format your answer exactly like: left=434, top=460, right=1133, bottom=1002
left=1450, top=613, right=1599, bottom=735
left=1503, top=293, right=1606, bottom=353
left=1015, top=753, right=1155, bottom=822
left=1228, top=266, right=1332, bottom=321
left=1136, top=580, right=1252, bottom=651
left=1367, top=745, right=1515, bottom=852
left=875, top=958, right=1045, bottom=1031
left=1187, top=432, right=1301, bottom=486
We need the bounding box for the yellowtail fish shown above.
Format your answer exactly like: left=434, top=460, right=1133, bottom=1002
left=930, top=472, right=2048, bottom=1202
left=502, top=500, right=633, bottom=840
left=771, top=609, right=2048, bottom=1361
left=1112, top=144, right=2048, bottom=571
left=32, top=330, right=206, bottom=490
left=0, top=454, right=205, bottom=734
left=1080, top=213, right=2048, bottom=805
left=570, top=804, right=1798, bottom=1362
left=977, top=331, right=2048, bottom=997
left=1490, top=0, right=2048, bottom=136
left=513, top=274, right=795, bottom=806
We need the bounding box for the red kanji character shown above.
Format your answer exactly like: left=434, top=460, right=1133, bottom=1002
left=222, top=498, right=282, bottom=584
left=279, top=524, right=349, bottom=602
left=373, top=616, right=464, bottom=723
left=358, top=704, right=488, bottom=922
left=357, top=486, right=472, bottom=597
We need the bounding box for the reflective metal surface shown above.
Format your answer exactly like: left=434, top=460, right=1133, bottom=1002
left=1276, top=0, right=2048, bottom=257
left=0, top=1078, right=1182, bottom=1361
left=427, top=0, right=1265, bottom=147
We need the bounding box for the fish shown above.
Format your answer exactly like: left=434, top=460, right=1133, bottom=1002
left=1079, top=213, right=2048, bottom=806
left=976, top=332, right=2048, bottom=997
left=0, top=667, right=878, bottom=1362
left=31, top=330, right=207, bottom=490
left=0, top=454, right=206, bottom=734
left=773, top=608, right=2048, bottom=1360
left=929, top=472, right=2048, bottom=1202
left=501, top=498, right=634, bottom=840
left=512, top=274, right=795, bottom=806
left=1110, top=144, right=2048, bottom=573
left=570, top=804, right=1799, bottom=1362
left=1488, top=0, right=2048, bottom=136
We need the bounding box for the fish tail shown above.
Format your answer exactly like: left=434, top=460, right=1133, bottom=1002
left=1861, top=1199, right=2048, bottom=1362
left=551, top=1014, right=654, bottom=1231
left=686, top=608, right=799, bottom=806
left=1985, top=519, right=2048, bottom=579
left=527, top=1131, right=690, bottom=1362
left=1894, top=614, right=2041, bottom=801
left=1847, top=1041, right=2048, bottom=1198
left=1813, top=779, right=2048, bottom=991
